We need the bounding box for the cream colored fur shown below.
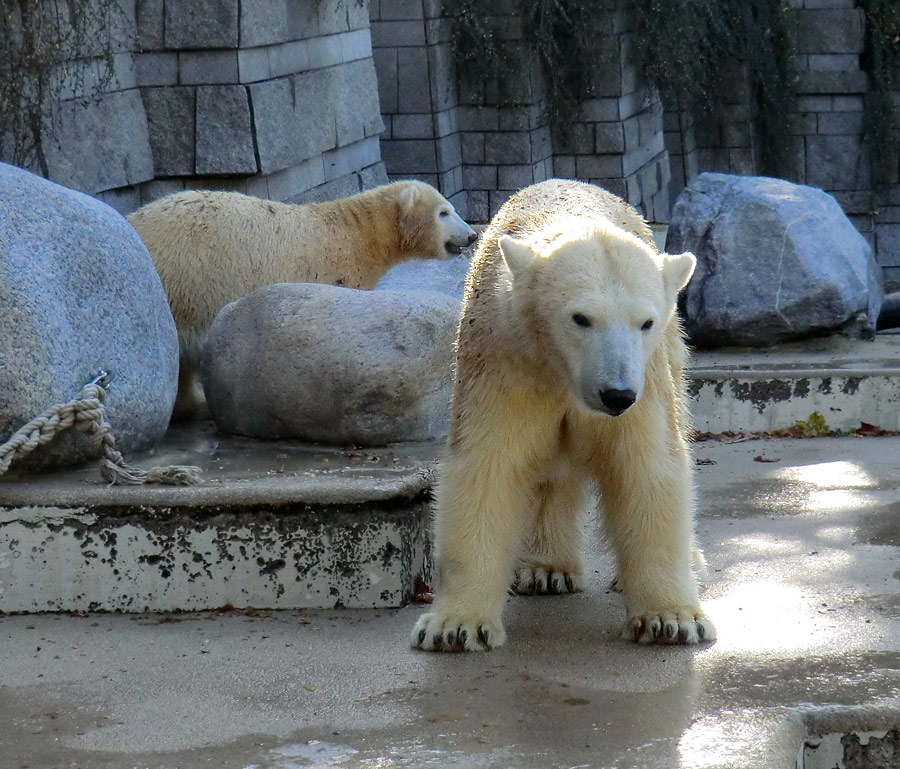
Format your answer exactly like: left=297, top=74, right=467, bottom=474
left=411, top=179, right=715, bottom=652
left=127, top=180, right=474, bottom=419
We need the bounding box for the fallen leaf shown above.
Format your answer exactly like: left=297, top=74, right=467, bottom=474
left=855, top=422, right=890, bottom=437
left=304, top=685, right=320, bottom=692
left=715, top=430, right=757, bottom=443
left=696, top=458, right=716, bottom=466
left=414, top=577, right=434, bottom=603
left=795, top=411, right=829, bottom=437
left=753, top=455, right=780, bottom=463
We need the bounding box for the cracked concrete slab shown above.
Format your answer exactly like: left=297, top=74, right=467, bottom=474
left=0, top=424, right=437, bottom=612
left=2, top=435, right=900, bottom=768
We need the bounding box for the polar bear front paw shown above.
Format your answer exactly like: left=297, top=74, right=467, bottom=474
left=513, top=565, right=584, bottom=595
left=411, top=610, right=507, bottom=652
left=621, top=610, right=716, bottom=645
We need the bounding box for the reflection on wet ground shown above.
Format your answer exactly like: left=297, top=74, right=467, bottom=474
left=2, top=437, right=900, bottom=768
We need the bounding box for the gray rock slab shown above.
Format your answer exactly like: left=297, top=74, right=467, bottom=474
left=376, top=256, right=472, bottom=302
left=202, top=283, right=460, bottom=445
left=0, top=162, right=178, bottom=470
left=666, top=172, right=883, bottom=347
left=195, top=85, right=258, bottom=175
left=0, top=424, right=437, bottom=612
left=43, top=88, right=154, bottom=195
left=164, top=0, right=239, bottom=49
left=142, top=85, right=195, bottom=176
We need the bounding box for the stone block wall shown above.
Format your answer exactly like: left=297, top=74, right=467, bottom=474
left=371, top=0, right=669, bottom=223
left=130, top=0, right=387, bottom=212
left=38, top=1, right=156, bottom=203
left=17, top=0, right=389, bottom=215
left=371, top=0, right=466, bottom=213
left=664, top=0, right=900, bottom=287
left=551, top=6, right=671, bottom=224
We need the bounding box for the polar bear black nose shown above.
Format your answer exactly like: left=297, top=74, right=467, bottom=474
left=467, top=232, right=477, bottom=245
left=600, top=388, right=636, bottom=415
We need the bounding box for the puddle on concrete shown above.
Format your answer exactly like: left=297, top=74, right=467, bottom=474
left=706, top=477, right=816, bottom=518
left=251, top=739, right=359, bottom=767
left=700, top=653, right=900, bottom=713
left=856, top=502, right=900, bottom=548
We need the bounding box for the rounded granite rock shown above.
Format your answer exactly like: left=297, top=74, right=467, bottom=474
left=0, top=162, right=178, bottom=469
left=666, top=172, right=883, bottom=348
left=202, top=282, right=461, bottom=445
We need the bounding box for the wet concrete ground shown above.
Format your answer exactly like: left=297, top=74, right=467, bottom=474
left=3, top=436, right=900, bottom=769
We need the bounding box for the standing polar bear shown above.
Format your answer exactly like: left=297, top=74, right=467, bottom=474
left=127, top=180, right=476, bottom=418
left=412, top=179, right=715, bottom=652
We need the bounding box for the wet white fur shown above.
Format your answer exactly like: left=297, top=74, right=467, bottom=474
left=127, top=180, right=474, bottom=418
left=411, top=180, right=715, bottom=652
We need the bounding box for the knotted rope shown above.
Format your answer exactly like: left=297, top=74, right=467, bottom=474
left=0, top=373, right=201, bottom=485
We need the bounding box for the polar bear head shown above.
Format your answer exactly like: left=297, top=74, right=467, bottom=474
left=498, top=222, right=695, bottom=417
left=397, top=181, right=477, bottom=259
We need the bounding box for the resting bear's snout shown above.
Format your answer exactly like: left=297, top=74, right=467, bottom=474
left=599, top=388, right=636, bottom=415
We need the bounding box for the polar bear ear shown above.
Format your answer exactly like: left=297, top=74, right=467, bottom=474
left=498, top=235, right=535, bottom=281
left=398, top=183, right=419, bottom=215
left=662, top=251, right=696, bottom=297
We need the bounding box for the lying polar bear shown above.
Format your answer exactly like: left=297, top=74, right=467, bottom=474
left=127, top=180, right=476, bottom=419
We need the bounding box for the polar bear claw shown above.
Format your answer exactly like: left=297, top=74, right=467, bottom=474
left=622, top=610, right=716, bottom=645
left=411, top=611, right=506, bottom=652
left=513, top=566, right=585, bottom=595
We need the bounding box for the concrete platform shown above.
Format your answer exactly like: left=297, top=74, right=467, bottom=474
left=0, top=424, right=437, bottom=612
left=2, top=332, right=899, bottom=615
left=687, top=332, right=900, bottom=434
left=2, top=435, right=900, bottom=768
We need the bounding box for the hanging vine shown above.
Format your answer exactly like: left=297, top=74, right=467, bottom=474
left=445, top=0, right=614, bottom=146
left=860, top=0, right=900, bottom=193
left=447, top=0, right=797, bottom=175
left=0, top=0, right=126, bottom=175
left=632, top=0, right=797, bottom=179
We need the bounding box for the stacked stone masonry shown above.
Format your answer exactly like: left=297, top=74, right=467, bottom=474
left=30, top=0, right=389, bottom=215
left=11, top=0, right=900, bottom=282
left=131, top=0, right=388, bottom=212
left=371, top=0, right=669, bottom=223
left=663, top=0, right=900, bottom=287
left=371, top=0, right=467, bottom=214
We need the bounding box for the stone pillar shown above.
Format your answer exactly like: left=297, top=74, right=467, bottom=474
left=371, top=0, right=466, bottom=214
left=552, top=3, right=671, bottom=222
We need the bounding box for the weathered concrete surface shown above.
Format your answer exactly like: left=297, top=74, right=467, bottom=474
left=2, top=435, right=900, bottom=768
left=688, top=332, right=900, bottom=433
left=0, top=424, right=436, bottom=612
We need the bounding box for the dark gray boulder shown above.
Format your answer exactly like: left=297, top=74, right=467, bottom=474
left=202, top=283, right=460, bottom=445
left=666, top=173, right=883, bottom=347
left=0, top=162, right=178, bottom=469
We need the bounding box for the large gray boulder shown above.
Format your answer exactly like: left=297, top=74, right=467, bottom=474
left=0, top=162, right=178, bottom=470
left=375, top=256, right=472, bottom=302
left=666, top=173, right=883, bottom=347
left=202, top=283, right=460, bottom=445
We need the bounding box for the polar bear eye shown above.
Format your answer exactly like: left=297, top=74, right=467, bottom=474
left=439, top=210, right=450, bottom=218
left=572, top=313, right=591, bottom=328
left=641, top=319, right=654, bottom=331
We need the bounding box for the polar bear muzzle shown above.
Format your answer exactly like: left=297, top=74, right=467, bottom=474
left=439, top=208, right=477, bottom=256
left=577, top=322, right=646, bottom=416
